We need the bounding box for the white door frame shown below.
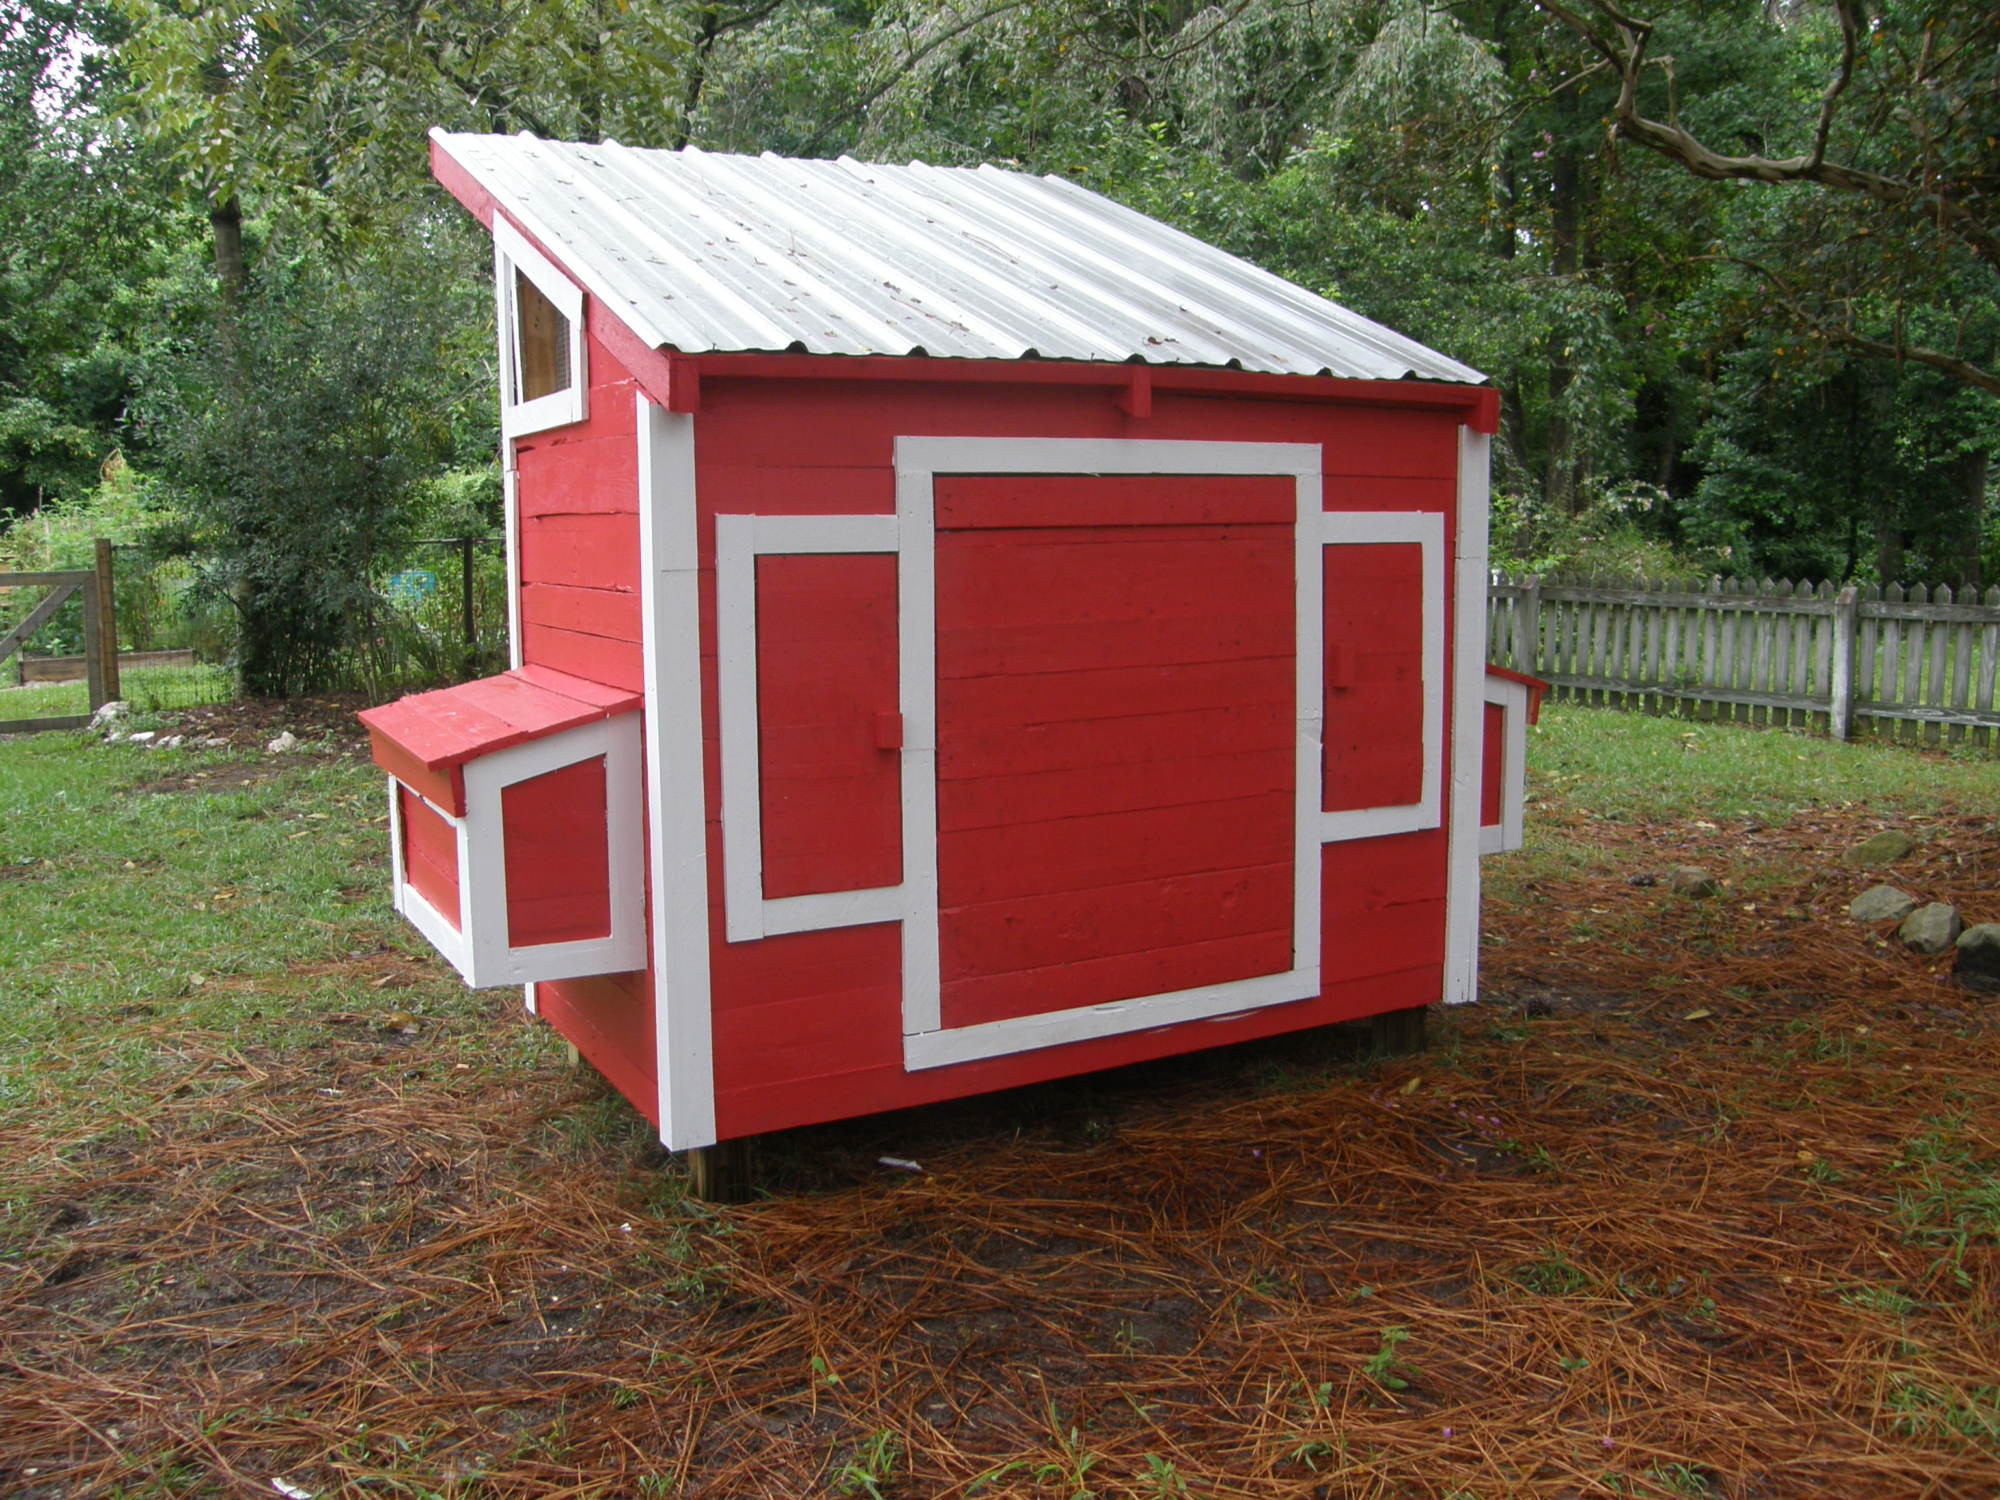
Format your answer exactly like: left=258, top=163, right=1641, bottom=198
left=893, top=437, right=1327, bottom=1071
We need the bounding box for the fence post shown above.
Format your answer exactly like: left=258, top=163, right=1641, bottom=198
left=1515, top=574, right=1541, bottom=676
left=1829, top=584, right=1859, bottom=741
left=93, top=538, right=119, bottom=705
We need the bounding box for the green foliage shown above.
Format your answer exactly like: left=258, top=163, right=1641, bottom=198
left=1685, top=335, right=1998, bottom=584
left=0, top=0, right=191, bottom=516
left=831, top=1428, right=903, bottom=1499
left=142, top=227, right=492, bottom=695
left=1360, top=1325, right=1416, bottom=1390
left=0, top=0, right=1990, bottom=701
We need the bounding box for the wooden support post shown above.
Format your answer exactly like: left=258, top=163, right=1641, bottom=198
left=683, top=1139, right=756, bottom=1203
left=93, top=539, right=119, bottom=705
left=1829, top=584, right=1858, bottom=742
left=1369, top=1004, right=1428, bottom=1057
left=80, top=567, right=105, bottom=715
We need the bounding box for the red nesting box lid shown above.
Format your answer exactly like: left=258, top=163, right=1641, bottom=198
left=359, top=666, right=642, bottom=816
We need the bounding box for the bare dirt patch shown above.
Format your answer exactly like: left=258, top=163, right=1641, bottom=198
left=156, top=693, right=374, bottom=756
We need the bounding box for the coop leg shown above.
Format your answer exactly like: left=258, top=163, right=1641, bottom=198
left=683, top=1138, right=756, bottom=1203
left=1369, top=1004, right=1428, bottom=1057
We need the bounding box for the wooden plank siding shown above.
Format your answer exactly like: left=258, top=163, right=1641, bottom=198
left=1487, top=573, right=2000, bottom=747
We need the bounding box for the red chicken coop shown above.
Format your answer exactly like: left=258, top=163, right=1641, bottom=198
left=359, top=130, right=1545, bottom=1168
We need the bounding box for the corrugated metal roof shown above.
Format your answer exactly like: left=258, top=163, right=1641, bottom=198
left=434, top=130, right=1485, bottom=386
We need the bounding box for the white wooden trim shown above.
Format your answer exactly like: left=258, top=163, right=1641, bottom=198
left=716, top=512, right=902, bottom=943
left=1479, top=675, right=1530, bottom=856
left=896, top=456, right=944, bottom=1036
left=386, top=775, right=407, bottom=919
left=905, top=968, right=1313, bottom=1070
left=386, top=716, right=643, bottom=991
left=639, top=399, right=716, bottom=1151
left=402, top=880, right=472, bottom=978
left=494, top=217, right=588, bottom=438
left=897, top=436, right=1319, bottom=476
left=502, top=464, right=523, bottom=671
left=1444, top=429, right=1491, bottom=1005
left=1318, top=511, right=1447, bottom=843
left=390, top=722, right=645, bottom=989
left=893, top=436, right=1323, bottom=1070
left=386, top=778, right=477, bottom=981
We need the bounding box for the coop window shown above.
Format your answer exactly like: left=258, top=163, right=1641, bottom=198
left=494, top=217, right=587, bottom=437
left=514, top=271, right=572, bottom=400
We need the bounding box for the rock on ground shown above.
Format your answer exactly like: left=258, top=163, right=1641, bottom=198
left=1669, top=867, right=1720, bottom=898
left=1845, top=830, right=1916, bottom=866
left=1849, top=885, right=1918, bottom=924
left=1899, top=902, right=1964, bottom=955
left=1955, top=924, right=2000, bottom=994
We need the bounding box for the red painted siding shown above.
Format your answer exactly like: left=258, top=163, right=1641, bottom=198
left=514, top=330, right=644, bottom=687
left=755, top=553, right=902, bottom=899
left=506, top=332, right=652, bottom=1101
left=538, top=973, right=656, bottom=1126
left=399, top=787, right=459, bottom=928
left=502, top=755, right=611, bottom=946
left=690, top=377, right=1464, bottom=1139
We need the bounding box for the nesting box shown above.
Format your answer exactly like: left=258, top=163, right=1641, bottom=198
left=360, top=131, right=1546, bottom=1154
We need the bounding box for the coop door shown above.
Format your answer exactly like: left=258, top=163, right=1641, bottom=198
left=898, top=439, right=1327, bottom=1071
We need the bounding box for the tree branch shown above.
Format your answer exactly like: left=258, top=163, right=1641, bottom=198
left=1807, top=0, right=1860, bottom=172
left=1532, top=0, right=2000, bottom=275
left=1733, top=255, right=2000, bottom=397
left=1824, top=325, right=2000, bottom=397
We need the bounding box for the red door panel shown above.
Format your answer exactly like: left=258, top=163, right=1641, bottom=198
left=1323, top=541, right=1425, bottom=811
left=755, top=553, right=902, bottom=899
left=934, top=476, right=1297, bottom=1031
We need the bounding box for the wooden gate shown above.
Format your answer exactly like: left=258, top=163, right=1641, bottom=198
left=0, top=539, right=119, bottom=734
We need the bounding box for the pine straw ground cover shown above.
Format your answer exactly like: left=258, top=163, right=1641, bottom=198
left=2, top=705, right=1998, bottom=1498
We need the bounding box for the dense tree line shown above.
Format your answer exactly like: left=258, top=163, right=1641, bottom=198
left=2, top=0, right=1994, bottom=692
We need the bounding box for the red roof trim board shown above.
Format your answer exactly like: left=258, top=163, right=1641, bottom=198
left=359, top=667, right=642, bottom=816
left=1484, top=665, right=1551, bottom=723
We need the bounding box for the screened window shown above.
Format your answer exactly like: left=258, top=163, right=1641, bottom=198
left=515, top=270, right=573, bottom=402
left=494, top=217, right=587, bottom=436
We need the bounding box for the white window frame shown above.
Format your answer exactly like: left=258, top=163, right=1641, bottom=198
left=494, top=217, right=588, bottom=439
left=1479, top=672, right=1531, bottom=855
left=388, top=715, right=645, bottom=988
left=715, top=511, right=904, bottom=943
left=1318, top=511, right=1447, bottom=843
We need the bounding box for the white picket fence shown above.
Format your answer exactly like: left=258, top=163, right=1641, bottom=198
left=1487, top=574, right=2000, bottom=747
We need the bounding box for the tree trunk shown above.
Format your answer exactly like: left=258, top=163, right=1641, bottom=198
left=675, top=7, right=723, bottom=149
left=1950, top=450, right=1987, bottom=589
left=1544, top=141, right=1582, bottom=514
left=210, top=193, right=245, bottom=317
left=1874, top=506, right=1906, bottom=583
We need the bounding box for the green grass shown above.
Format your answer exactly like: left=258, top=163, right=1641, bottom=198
left=1526, top=701, right=2000, bottom=825
left=0, top=729, right=541, bottom=1246
left=0, top=661, right=236, bottom=719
